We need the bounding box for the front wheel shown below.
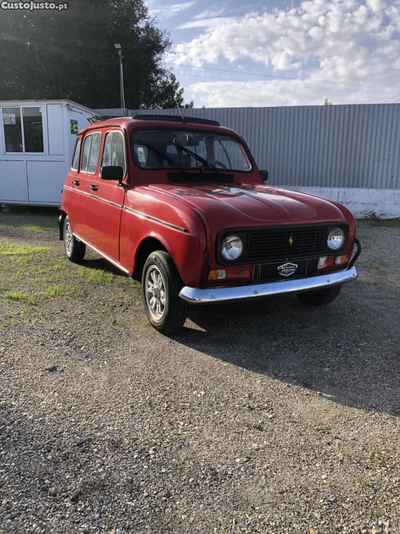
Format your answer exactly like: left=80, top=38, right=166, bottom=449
left=296, top=285, right=342, bottom=306
left=63, top=216, right=86, bottom=263
left=142, top=251, right=188, bottom=334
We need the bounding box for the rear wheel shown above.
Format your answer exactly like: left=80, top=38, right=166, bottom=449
left=296, top=285, right=342, bottom=306
left=63, top=216, right=86, bottom=263
left=142, top=251, right=188, bottom=334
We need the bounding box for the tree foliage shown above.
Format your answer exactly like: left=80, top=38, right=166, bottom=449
left=0, top=0, right=192, bottom=109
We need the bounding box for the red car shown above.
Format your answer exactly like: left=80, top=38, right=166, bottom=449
left=59, top=115, right=361, bottom=333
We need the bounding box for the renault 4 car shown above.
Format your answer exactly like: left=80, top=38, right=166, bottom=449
left=59, top=115, right=361, bottom=333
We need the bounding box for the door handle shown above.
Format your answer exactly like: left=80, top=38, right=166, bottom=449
left=88, top=184, right=98, bottom=192
left=72, top=180, right=80, bottom=186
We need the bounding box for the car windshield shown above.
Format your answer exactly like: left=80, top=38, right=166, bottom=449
left=131, top=129, right=252, bottom=172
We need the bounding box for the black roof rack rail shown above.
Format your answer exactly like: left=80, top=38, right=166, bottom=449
left=88, top=115, right=131, bottom=124
left=133, top=114, right=220, bottom=126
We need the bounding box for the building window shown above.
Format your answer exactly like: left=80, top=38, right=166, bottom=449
left=22, top=107, right=44, bottom=152
left=2, top=106, right=44, bottom=153
left=3, top=107, right=23, bottom=152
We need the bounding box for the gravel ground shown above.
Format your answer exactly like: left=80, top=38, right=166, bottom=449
left=0, top=208, right=399, bottom=533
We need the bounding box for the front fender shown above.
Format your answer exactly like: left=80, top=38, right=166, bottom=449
left=119, top=189, right=208, bottom=287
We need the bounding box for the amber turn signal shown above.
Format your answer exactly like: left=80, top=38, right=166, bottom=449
left=335, top=254, right=349, bottom=265
left=208, top=269, right=226, bottom=280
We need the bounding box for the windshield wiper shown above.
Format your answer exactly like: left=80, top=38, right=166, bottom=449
left=136, top=140, right=184, bottom=169
left=173, top=141, right=219, bottom=172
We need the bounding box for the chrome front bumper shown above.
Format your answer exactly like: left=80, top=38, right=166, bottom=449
left=179, top=266, right=358, bottom=304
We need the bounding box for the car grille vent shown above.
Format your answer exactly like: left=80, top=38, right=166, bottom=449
left=247, top=226, right=329, bottom=261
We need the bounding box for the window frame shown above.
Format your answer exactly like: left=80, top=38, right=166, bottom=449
left=1, top=104, right=46, bottom=155
left=100, top=130, right=127, bottom=178
left=71, top=137, right=82, bottom=171
left=80, top=131, right=102, bottom=175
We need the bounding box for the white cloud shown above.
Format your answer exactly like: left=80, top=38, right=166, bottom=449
left=188, top=78, right=396, bottom=107
left=149, top=1, right=196, bottom=19
left=167, top=0, right=400, bottom=106
left=193, top=6, right=227, bottom=20
left=177, top=17, right=232, bottom=30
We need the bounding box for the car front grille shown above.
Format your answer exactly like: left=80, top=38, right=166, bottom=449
left=246, top=225, right=329, bottom=262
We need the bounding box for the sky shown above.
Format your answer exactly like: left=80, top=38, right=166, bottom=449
left=146, top=0, right=400, bottom=107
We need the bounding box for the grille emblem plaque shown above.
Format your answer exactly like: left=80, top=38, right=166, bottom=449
left=278, top=262, right=298, bottom=277
left=288, top=235, right=294, bottom=246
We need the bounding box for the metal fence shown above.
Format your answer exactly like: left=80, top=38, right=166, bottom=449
left=95, top=105, right=400, bottom=190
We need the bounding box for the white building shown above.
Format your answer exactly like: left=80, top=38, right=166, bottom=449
left=0, top=100, right=95, bottom=206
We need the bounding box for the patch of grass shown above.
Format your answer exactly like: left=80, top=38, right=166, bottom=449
left=357, top=218, right=400, bottom=227
left=21, top=223, right=55, bottom=232
left=42, top=285, right=67, bottom=299
left=140, top=319, right=150, bottom=327
left=370, top=451, right=384, bottom=467
left=4, top=291, right=36, bottom=305
left=353, top=476, right=374, bottom=488
left=0, top=222, right=55, bottom=232
left=77, top=267, right=113, bottom=285
left=341, top=448, right=352, bottom=459
left=0, top=243, right=49, bottom=256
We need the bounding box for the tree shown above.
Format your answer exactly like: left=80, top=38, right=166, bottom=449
left=0, top=0, right=191, bottom=109
left=324, top=98, right=333, bottom=106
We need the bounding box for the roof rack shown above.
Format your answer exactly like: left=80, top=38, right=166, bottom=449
left=87, top=115, right=131, bottom=124
left=133, top=114, right=220, bottom=127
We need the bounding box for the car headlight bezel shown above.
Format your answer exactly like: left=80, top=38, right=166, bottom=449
left=221, top=234, right=244, bottom=261
left=327, top=227, right=345, bottom=251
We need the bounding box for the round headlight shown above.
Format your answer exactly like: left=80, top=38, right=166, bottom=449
left=221, top=235, right=243, bottom=261
left=327, top=227, right=345, bottom=250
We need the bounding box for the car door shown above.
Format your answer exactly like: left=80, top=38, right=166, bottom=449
left=65, top=136, right=87, bottom=237
left=83, top=129, right=127, bottom=263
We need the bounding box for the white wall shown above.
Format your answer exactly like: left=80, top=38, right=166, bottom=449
left=289, top=187, right=400, bottom=219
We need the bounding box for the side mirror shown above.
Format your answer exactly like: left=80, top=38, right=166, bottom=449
left=260, top=170, right=268, bottom=183
left=101, top=166, right=124, bottom=184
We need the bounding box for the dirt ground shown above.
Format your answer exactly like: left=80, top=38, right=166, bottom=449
left=0, top=208, right=399, bottom=533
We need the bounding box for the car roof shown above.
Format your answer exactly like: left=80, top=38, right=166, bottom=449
left=79, top=116, right=238, bottom=137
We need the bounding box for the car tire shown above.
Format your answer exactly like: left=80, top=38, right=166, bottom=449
left=63, top=215, right=86, bottom=263
left=296, top=284, right=342, bottom=306
left=142, top=250, right=188, bottom=334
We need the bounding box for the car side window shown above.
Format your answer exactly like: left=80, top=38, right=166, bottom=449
left=81, top=135, right=92, bottom=172
left=71, top=137, right=81, bottom=171
left=101, top=131, right=126, bottom=175
left=81, top=132, right=101, bottom=174
left=87, top=132, right=101, bottom=173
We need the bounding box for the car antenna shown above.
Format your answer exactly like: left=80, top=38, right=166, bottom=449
left=176, top=99, right=187, bottom=123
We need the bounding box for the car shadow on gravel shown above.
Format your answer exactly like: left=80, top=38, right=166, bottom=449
left=81, top=257, right=126, bottom=277
left=175, top=281, right=400, bottom=417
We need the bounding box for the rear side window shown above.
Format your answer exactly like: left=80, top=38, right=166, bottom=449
left=101, top=131, right=126, bottom=174
left=71, top=138, right=81, bottom=170
left=81, top=132, right=101, bottom=173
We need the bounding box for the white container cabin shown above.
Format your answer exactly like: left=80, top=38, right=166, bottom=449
left=0, top=100, right=96, bottom=206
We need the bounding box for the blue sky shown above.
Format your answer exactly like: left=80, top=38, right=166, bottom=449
left=146, top=0, right=400, bottom=107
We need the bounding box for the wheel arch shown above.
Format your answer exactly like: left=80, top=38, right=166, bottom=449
left=133, top=236, right=170, bottom=281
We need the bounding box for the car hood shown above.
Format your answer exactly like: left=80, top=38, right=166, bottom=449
left=147, top=183, right=346, bottom=230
